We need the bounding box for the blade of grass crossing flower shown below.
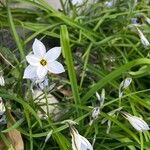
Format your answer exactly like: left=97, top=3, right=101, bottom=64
left=60, top=25, right=81, bottom=114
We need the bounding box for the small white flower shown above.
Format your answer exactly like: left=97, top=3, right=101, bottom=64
left=92, top=107, right=100, bottom=119
left=119, top=78, right=132, bottom=98
left=136, top=27, right=150, bottom=47
left=70, top=126, right=93, bottom=150
left=0, top=97, right=5, bottom=115
left=120, top=78, right=132, bottom=90
left=89, top=107, right=100, bottom=125
left=23, top=39, right=65, bottom=79
left=0, top=75, right=5, bottom=86
left=122, top=112, right=150, bottom=132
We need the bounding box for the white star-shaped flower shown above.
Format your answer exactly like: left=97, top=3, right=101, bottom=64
left=23, top=39, right=65, bottom=79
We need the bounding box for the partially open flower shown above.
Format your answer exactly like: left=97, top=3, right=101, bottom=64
left=23, top=39, right=65, bottom=79
left=122, top=112, right=150, bottom=132
left=70, top=126, right=93, bottom=150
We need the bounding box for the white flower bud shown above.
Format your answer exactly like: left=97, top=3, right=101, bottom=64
left=119, top=78, right=132, bottom=98
left=96, top=92, right=101, bottom=101
left=0, top=97, right=5, bottom=115
left=0, top=75, right=5, bottom=86
left=121, top=78, right=132, bottom=89
left=96, top=89, right=105, bottom=107
left=70, top=126, right=93, bottom=150
left=106, top=120, right=111, bottom=134
left=122, top=112, right=150, bottom=132
left=100, top=89, right=105, bottom=107
left=137, top=27, right=150, bottom=47
left=92, top=107, right=100, bottom=119
left=45, top=130, right=53, bottom=143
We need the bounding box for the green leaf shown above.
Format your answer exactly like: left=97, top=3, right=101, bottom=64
left=60, top=25, right=81, bottom=113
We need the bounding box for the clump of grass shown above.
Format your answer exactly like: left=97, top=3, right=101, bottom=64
left=0, top=0, right=150, bottom=149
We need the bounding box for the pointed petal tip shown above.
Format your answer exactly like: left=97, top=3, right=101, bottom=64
left=48, top=61, right=65, bottom=74
left=45, top=47, right=62, bottom=62
left=32, top=38, right=46, bottom=56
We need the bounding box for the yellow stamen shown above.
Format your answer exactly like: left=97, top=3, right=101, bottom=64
left=40, top=59, right=47, bottom=66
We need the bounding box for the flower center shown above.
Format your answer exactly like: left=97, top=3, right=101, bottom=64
left=40, top=59, right=47, bottom=66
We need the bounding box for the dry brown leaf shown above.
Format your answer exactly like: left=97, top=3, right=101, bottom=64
left=57, top=85, right=72, bottom=96
left=0, top=140, right=6, bottom=150
left=0, top=110, right=24, bottom=150
left=6, top=122, right=24, bottom=150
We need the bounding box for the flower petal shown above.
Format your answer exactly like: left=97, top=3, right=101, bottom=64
left=47, top=61, right=65, bottom=74
left=32, top=39, right=46, bottom=56
left=128, top=116, right=150, bottom=131
left=23, top=65, right=37, bottom=79
left=71, top=128, right=81, bottom=150
left=45, top=47, right=61, bottom=62
left=37, top=66, right=48, bottom=79
left=80, top=135, right=93, bottom=150
left=26, top=54, right=40, bottom=66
